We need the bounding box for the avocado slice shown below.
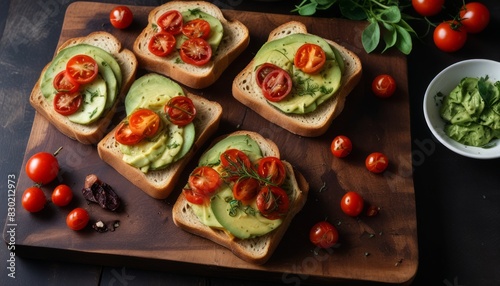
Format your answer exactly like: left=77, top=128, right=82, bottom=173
left=198, top=134, right=263, bottom=167
left=66, top=74, right=107, bottom=125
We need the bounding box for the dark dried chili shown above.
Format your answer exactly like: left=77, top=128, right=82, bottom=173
left=82, top=174, right=121, bottom=211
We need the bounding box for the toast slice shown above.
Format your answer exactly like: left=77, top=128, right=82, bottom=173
left=232, top=21, right=362, bottom=137
left=29, top=31, right=138, bottom=145
left=97, top=89, right=223, bottom=200
left=133, top=1, right=249, bottom=89
left=172, top=130, right=309, bottom=264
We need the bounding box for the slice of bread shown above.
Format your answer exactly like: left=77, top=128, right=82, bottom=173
left=172, top=130, right=309, bottom=264
left=30, top=31, right=138, bottom=145
left=232, top=21, right=362, bottom=137
left=133, top=1, right=249, bottom=89
left=97, top=91, right=223, bottom=200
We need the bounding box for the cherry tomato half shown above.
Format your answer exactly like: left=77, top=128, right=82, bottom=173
left=188, top=166, right=222, bottom=197
left=309, top=221, right=339, bottom=248
left=365, top=152, right=389, bottom=173
left=330, top=135, right=352, bottom=158
left=66, top=54, right=99, bottom=84
left=114, top=121, right=144, bottom=145
left=164, top=96, right=197, bottom=126
left=182, top=19, right=211, bottom=39
left=52, top=184, right=73, bottom=207
left=433, top=21, right=467, bottom=53
left=261, top=69, right=292, bottom=102
left=372, top=74, right=396, bottom=98
left=257, top=157, right=286, bottom=186
left=340, top=191, right=364, bottom=217
left=220, top=149, right=252, bottom=181
left=255, top=63, right=279, bottom=88
left=109, top=6, right=133, bottom=29
left=157, top=10, right=183, bottom=35
left=183, top=188, right=206, bottom=205
left=25, top=150, right=60, bottom=185
left=148, top=31, right=176, bottom=57
left=66, top=208, right=90, bottom=231
left=460, top=2, right=490, bottom=34
left=22, top=186, right=46, bottom=213
left=294, top=43, right=326, bottom=74
left=411, top=0, right=444, bottom=17
left=53, top=92, right=83, bottom=116
left=53, top=70, right=80, bottom=93
left=233, top=177, right=260, bottom=204
left=256, top=185, right=290, bottom=220
left=128, top=109, right=161, bottom=138
left=179, top=38, right=212, bottom=66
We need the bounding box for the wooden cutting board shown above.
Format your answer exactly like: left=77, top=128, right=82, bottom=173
left=11, top=2, right=417, bottom=284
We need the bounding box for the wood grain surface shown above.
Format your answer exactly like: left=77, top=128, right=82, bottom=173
left=12, top=2, right=417, bottom=284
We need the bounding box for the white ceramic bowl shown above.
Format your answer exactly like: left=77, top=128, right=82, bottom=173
left=423, top=59, right=500, bottom=159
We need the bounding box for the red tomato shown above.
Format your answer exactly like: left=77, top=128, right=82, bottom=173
left=52, top=184, right=73, bottom=207
left=411, top=0, right=444, bottom=17
left=22, top=186, right=46, bottom=213
left=114, top=122, right=144, bottom=145
left=179, top=38, right=212, bottom=66
left=220, top=149, right=252, bottom=181
left=294, top=43, right=326, bottom=74
left=53, top=92, right=82, bottom=116
left=460, top=2, right=490, bottom=34
left=232, top=177, right=260, bottom=203
left=309, top=221, right=339, bottom=248
left=66, top=54, right=99, bottom=84
left=109, top=6, right=133, bottom=29
left=182, top=19, right=211, bottom=39
left=256, top=185, right=290, bottom=220
left=340, top=191, right=364, bottom=217
left=261, top=69, right=292, bottom=102
left=433, top=21, right=467, bottom=52
left=330, top=135, right=352, bottom=158
left=257, top=157, right=286, bottom=186
left=183, top=188, right=206, bottom=205
left=66, top=208, right=90, bottom=231
left=128, top=109, right=161, bottom=138
left=157, top=10, right=183, bottom=35
left=365, top=152, right=389, bottom=173
left=148, top=31, right=176, bottom=57
left=25, top=150, right=60, bottom=185
left=372, top=74, right=396, bottom=98
left=255, top=63, right=279, bottom=87
left=53, top=70, right=80, bottom=93
left=188, top=166, right=222, bottom=197
left=164, top=96, right=197, bottom=126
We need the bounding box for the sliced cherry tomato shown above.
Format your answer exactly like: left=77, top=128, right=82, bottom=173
left=157, top=10, right=183, bottom=35
left=372, top=74, right=396, bottom=98
left=330, top=135, right=352, bottom=158
left=256, top=185, right=289, bottom=220
left=433, top=21, right=467, bottom=53
left=25, top=150, right=60, bottom=185
left=22, top=186, right=46, bottom=213
left=148, top=31, right=176, bottom=57
left=255, top=63, right=279, bottom=87
left=66, top=207, right=90, bottom=231
left=340, top=191, right=364, bottom=217
left=164, top=96, right=197, bottom=126
left=257, top=157, right=286, bottom=186
left=66, top=54, right=98, bottom=84
left=109, top=6, right=133, bottom=29
left=182, top=19, right=211, bottom=39
left=365, top=152, right=389, bottom=173
left=179, top=38, right=212, bottom=66
left=460, top=2, right=490, bottom=34
left=52, top=184, right=73, bottom=207
left=188, top=166, right=222, bottom=197
left=309, top=221, right=339, bottom=248
left=232, top=177, right=260, bottom=204
left=128, top=109, right=161, bottom=138
left=220, top=149, right=252, bottom=172
left=261, top=69, right=292, bottom=102
left=294, top=43, right=326, bottom=74
left=114, top=121, right=145, bottom=145
left=53, top=92, right=82, bottom=116
left=53, top=70, right=80, bottom=93
left=411, top=0, right=444, bottom=17
left=183, top=188, right=206, bottom=205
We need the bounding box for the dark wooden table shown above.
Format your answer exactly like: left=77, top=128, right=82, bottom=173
left=1, top=0, right=499, bottom=285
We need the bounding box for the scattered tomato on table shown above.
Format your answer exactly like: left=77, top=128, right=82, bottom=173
left=309, top=221, right=339, bottom=249
left=372, top=74, right=396, bottom=98
left=22, top=186, right=47, bottom=213
left=365, top=152, right=389, bottom=174
left=66, top=208, right=90, bottom=231
left=25, top=147, right=62, bottom=185
left=330, top=135, right=352, bottom=158
left=109, top=6, right=133, bottom=29
left=340, top=191, right=364, bottom=217
left=52, top=184, right=73, bottom=207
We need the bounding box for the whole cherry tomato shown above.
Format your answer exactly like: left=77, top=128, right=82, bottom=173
left=433, top=21, right=467, bottom=53
left=52, top=184, right=73, bottom=207
left=22, top=186, right=46, bottom=213
left=109, top=6, right=133, bottom=29
left=25, top=148, right=61, bottom=185
left=66, top=208, right=90, bottom=231
left=309, top=221, right=339, bottom=248
left=365, top=152, right=389, bottom=173
left=412, top=0, right=444, bottom=17
left=330, top=135, right=352, bottom=158
left=459, top=2, right=490, bottom=34
left=372, top=74, right=396, bottom=98
left=340, top=191, right=364, bottom=217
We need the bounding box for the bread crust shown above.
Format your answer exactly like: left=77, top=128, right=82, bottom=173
left=232, top=21, right=362, bottom=137
left=172, top=130, right=309, bottom=264
left=29, top=31, right=138, bottom=145
left=133, top=1, right=250, bottom=89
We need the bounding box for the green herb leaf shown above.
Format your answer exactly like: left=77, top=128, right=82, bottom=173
left=339, top=0, right=367, bottom=20
left=362, top=20, right=380, bottom=53
left=478, top=76, right=500, bottom=107
left=394, top=24, right=412, bottom=55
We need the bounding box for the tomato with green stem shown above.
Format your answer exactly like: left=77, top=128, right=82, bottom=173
left=25, top=148, right=61, bottom=185
left=309, top=221, right=339, bottom=248
left=460, top=2, right=490, bottom=34
left=433, top=21, right=467, bottom=52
